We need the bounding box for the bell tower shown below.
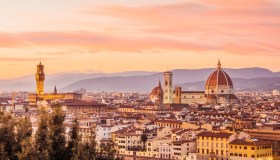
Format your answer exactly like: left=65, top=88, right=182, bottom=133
left=163, top=71, right=173, bottom=104
left=35, top=61, right=45, bottom=95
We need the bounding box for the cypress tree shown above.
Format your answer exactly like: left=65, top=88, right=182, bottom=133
left=14, top=117, right=34, bottom=160
left=34, top=107, right=49, bottom=160
left=0, top=112, right=16, bottom=160
left=48, top=104, right=66, bottom=160
left=65, top=118, right=79, bottom=160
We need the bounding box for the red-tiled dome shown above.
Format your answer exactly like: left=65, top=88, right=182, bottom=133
left=205, top=60, right=233, bottom=88
left=150, top=86, right=163, bottom=96
left=150, top=81, right=163, bottom=96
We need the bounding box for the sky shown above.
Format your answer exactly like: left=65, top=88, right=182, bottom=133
left=0, top=0, right=280, bottom=78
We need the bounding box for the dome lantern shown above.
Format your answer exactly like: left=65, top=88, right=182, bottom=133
left=217, top=59, right=221, bottom=70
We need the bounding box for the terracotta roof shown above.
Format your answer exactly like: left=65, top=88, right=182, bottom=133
left=172, top=140, right=194, bottom=145
left=155, top=120, right=182, bottom=124
left=196, top=131, right=234, bottom=138
left=61, top=99, right=105, bottom=106
left=230, top=139, right=272, bottom=146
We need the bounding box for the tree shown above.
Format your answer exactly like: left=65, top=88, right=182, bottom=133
left=77, top=129, right=97, bottom=160
left=0, top=112, right=16, bottom=159
left=140, top=133, right=148, bottom=150
left=34, top=106, right=49, bottom=160
left=97, top=142, right=123, bottom=160
left=15, top=117, right=34, bottom=160
left=65, top=118, right=80, bottom=160
left=16, top=138, right=34, bottom=160
left=48, top=105, right=66, bottom=160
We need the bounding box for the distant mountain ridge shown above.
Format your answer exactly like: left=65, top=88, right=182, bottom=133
left=0, top=67, right=279, bottom=92
left=62, top=67, right=280, bottom=92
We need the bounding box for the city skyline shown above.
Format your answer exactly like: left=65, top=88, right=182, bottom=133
left=1, top=0, right=280, bottom=78
left=0, top=1, right=279, bottom=159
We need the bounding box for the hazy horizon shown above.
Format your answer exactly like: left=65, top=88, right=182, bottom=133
left=0, top=65, right=278, bottom=80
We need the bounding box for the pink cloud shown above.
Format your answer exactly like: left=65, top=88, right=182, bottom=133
left=0, top=33, right=26, bottom=47
left=0, top=57, right=58, bottom=62
left=0, top=31, right=216, bottom=53
left=80, top=0, right=280, bottom=56
left=0, top=0, right=279, bottom=57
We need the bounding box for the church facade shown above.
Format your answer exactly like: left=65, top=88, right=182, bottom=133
left=150, top=60, right=238, bottom=105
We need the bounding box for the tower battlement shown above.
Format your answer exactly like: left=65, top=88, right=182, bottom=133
left=35, top=61, right=45, bottom=95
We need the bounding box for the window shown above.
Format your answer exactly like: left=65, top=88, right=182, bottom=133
left=251, top=147, right=255, bottom=150
left=251, top=155, right=255, bottom=158
left=244, top=147, right=247, bottom=149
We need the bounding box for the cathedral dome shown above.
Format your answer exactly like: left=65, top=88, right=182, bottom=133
left=150, top=81, right=163, bottom=97
left=150, top=86, right=163, bottom=96
left=150, top=81, right=163, bottom=104
left=205, top=60, right=233, bottom=88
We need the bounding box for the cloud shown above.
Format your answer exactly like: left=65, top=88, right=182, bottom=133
left=0, top=31, right=217, bottom=53
left=0, top=57, right=59, bottom=62
left=0, top=0, right=279, bottom=57
left=0, top=33, right=26, bottom=47
left=79, top=0, right=280, bottom=56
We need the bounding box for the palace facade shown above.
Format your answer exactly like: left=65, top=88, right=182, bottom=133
left=29, top=62, right=82, bottom=106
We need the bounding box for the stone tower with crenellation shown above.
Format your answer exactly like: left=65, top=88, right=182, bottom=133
left=35, top=61, right=45, bottom=95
